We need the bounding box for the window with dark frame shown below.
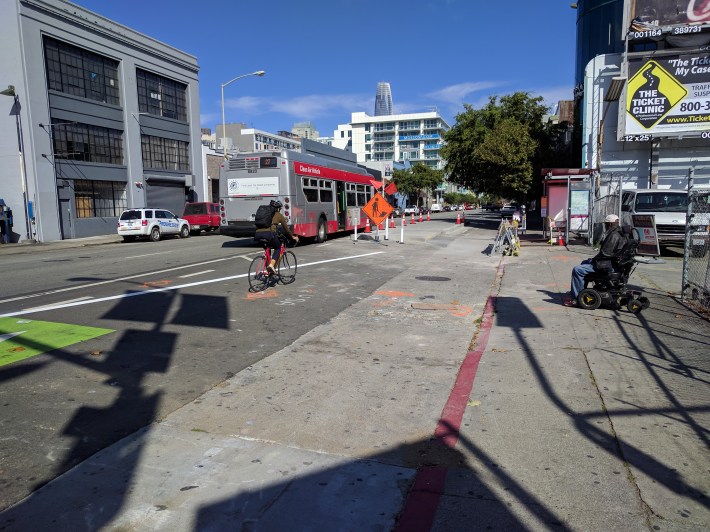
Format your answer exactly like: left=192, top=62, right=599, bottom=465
left=73, top=180, right=127, bottom=218
left=51, top=119, right=124, bottom=164
left=140, top=135, right=190, bottom=171
left=43, top=37, right=120, bottom=105
left=136, top=69, right=188, bottom=122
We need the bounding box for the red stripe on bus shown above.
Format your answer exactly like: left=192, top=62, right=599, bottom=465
left=293, top=161, right=373, bottom=185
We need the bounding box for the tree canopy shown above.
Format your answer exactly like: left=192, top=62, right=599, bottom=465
left=392, top=163, right=444, bottom=206
left=441, top=92, right=561, bottom=202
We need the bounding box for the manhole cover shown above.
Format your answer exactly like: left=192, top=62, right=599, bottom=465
left=415, top=276, right=451, bottom=282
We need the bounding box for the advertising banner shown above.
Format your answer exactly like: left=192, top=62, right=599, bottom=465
left=624, top=52, right=710, bottom=136
left=630, top=1, right=710, bottom=26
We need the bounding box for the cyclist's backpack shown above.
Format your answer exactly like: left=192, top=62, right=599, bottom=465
left=254, top=204, right=275, bottom=228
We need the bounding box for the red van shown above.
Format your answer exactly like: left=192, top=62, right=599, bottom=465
left=182, top=202, right=220, bottom=234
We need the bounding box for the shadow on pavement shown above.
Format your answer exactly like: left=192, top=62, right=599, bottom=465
left=494, top=294, right=710, bottom=523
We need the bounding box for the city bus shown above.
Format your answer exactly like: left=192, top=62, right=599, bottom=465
left=218, top=140, right=378, bottom=242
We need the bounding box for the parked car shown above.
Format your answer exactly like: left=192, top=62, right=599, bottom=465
left=500, top=203, right=519, bottom=218
left=420, top=207, right=430, bottom=215
left=403, top=205, right=420, bottom=216
left=621, top=189, right=708, bottom=256
left=182, top=202, right=220, bottom=234
left=117, top=208, right=190, bottom=242
left=443, top=205, right=452, bottom=212
left=430, top=203, right=443, bottom=212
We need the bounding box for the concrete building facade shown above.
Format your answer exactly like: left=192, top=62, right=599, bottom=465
left=0, top=0, right=202, bottom=242
left=291, top=121, right=319, bottom=141
left=216, top=123, right=300, bottom=154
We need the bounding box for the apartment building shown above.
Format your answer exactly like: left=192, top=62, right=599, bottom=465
left=346, top=110, right=449, bottom=171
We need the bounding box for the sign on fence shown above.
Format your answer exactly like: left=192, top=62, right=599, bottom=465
left=631, top=214, right=661, bottom=256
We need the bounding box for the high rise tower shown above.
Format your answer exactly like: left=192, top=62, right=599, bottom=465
left=374, top=82, right=393, bottom=116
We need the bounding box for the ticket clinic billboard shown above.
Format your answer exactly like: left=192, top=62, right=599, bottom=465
left=630, top=1, right=710, bottom=26
left=623, top=52, right=710, bottom=136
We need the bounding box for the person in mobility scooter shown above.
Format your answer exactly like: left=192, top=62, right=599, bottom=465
left=566, top=214, right=650, bottom=313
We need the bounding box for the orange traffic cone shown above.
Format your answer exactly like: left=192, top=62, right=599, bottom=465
left=419, top=212, right=423, bottom=223
left=410, top=213, right=416, bottom=224
left=455, top=212, right=461, bottom=224
left=558, top=230, right=565, bottom=246
left=378, top=220, right=384, bottom=230
left=426, top=212, right=430, bottom=221
left=389, top=216, right=396, bottom=229
left=402, top=216, right=407, bottom=226
left=365, top=218, right=371, bottom=233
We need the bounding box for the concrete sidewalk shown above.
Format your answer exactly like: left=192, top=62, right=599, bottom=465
left=0, top=219, right=708, bottom=531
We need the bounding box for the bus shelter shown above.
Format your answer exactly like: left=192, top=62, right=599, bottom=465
left=541, top=169, right=592, bottom=243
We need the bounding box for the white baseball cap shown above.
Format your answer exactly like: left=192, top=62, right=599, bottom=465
left=604, top=214, right=619, bottom=223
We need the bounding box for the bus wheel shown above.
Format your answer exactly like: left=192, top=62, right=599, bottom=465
left=316, top=218, right=327, bottom=243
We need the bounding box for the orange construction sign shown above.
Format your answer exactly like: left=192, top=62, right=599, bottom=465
left=362, top=193, right=393, bottom=227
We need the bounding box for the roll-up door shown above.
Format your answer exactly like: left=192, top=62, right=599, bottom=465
left=145, top=176, right=186, bottom=216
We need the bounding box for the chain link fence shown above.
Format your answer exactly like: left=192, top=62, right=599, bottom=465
left=682, top=188, right=710, bottom=310
left=589, top=172, right=622, bottom=246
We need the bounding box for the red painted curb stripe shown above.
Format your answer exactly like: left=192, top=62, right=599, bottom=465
left=393, top=465, right=448, bottom=532
left=395, top=295, right=497, bottom=531
left=435, top=296, right=495, bottom=448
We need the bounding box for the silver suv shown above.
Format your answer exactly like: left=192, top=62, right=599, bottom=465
left=117, top=208, right=190, bottom=242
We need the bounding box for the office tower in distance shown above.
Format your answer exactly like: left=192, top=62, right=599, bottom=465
left=374, top=82, right=393, bottom=116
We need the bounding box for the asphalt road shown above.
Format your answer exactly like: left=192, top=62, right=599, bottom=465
left=0, top=231, right=418, bottom=511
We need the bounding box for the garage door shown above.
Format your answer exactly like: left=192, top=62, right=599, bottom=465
left=145, top=180, right=185, bottom=216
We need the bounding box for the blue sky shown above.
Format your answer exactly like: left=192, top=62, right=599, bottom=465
left=72, top=0, right=578, bottom=137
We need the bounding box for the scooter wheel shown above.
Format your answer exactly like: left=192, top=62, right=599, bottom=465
left=578, top=288, right=602, bottom=310
left=627, top=297, right=643, bottom=314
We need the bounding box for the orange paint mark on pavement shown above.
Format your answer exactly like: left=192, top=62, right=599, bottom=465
left=450, top=305, right=473, bottom=317
left=142, top=279, right=172, bottom=288
left=245, top=289, right=280, bottom=301
left=376, top=290, right=415, bottom=298
left=549, top=255, right=576, bottom=262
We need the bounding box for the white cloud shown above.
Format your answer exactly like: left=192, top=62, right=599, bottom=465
left=224, top=96, right=264, bottom=114
left=532, top=85, right=575, bottom=108
left=200, top=112, right=220, bottom=128
left=224, top=93, right=372, bottom=120
left=426, top=81, right=506, bottom=105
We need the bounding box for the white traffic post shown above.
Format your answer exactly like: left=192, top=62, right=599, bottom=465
left=385, top=217, right=389, bottom=240
left=400, top=216, right=405, bottom=244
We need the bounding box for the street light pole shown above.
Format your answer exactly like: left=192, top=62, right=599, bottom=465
left=1, top=85, right=32, bottom=241
left=220, top=70, right=265, bottom=159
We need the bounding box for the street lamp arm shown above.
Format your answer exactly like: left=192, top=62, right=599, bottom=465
left=221, top=70, right=265, bottom=89
left=221, top=70, right=265, bottom=159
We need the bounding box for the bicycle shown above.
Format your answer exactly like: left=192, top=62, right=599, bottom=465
left=248, top=233, right=298, bottom=292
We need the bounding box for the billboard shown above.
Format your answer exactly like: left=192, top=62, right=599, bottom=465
left=623, top=52, right=710, bottom=136
left=630, top=1, right=710, bottom=26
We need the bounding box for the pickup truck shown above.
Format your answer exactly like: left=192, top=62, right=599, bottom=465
left=182, top=202, right=221, bottom=234
left=403, top=205, right=420, bottom=216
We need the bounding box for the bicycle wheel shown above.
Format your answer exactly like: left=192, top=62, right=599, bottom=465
left=278, top=251, right=297, bottom=284
left=248, top=255, right=270, bottom=292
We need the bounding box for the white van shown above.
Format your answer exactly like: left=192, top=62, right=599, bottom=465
left=430, top=204, right=442, bottom=212
left=621, top=189, right=708, bottom=257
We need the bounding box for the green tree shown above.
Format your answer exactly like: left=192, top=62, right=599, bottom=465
left=392, top=163, right=444, bottom=207
left=441, top=92, right=556, bottom=202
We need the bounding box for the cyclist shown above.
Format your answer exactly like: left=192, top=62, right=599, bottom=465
left=254, top=200, right=299, bottom=274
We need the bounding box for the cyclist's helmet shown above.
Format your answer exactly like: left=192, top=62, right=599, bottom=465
left=270, top=200, right=283, bottom=209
